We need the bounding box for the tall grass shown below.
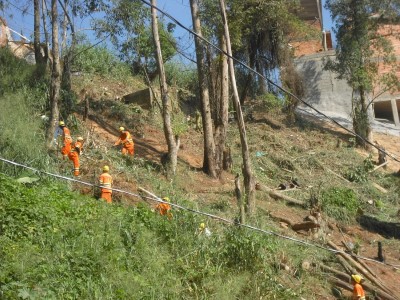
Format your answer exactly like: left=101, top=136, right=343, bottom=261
left=0, top=174, right=324, bottom=299
left=0, top=48, right=52, bottom=175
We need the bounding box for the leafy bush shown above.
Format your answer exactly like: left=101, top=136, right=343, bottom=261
left=72, top=45, right=131, bottom=79
left=258, top=93, right=284, bottom=110
left=0, top=48, right=37, bottom=95
left=345, top=156, right=374, bottom=182
left=321, top=187, right=359, bottom=222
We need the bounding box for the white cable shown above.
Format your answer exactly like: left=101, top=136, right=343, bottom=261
left=0, top=156, right=399, bottom=270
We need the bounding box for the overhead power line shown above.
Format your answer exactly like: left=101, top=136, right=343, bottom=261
left=138, top=0, right=400, bottom=164
left=0, top=156, right=399, bottom=271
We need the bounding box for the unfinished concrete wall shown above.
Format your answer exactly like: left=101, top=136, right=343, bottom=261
left=295, top=51, right=353, bottom=117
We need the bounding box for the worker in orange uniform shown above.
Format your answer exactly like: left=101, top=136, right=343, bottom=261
left=55, top=121, right=72, bottom=159
left=156, top=197, right=173, bottom=219
left=68, top=137, right=84, bottom=176
left=114, top=126, right=134, bottom=156
left=351, top=274, right=366, bottom=300
left=99, top=165, right=113, bottom=203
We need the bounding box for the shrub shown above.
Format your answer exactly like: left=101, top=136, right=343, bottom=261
left=345, top=156, right=374, bottom=182
left=72, top=45, right=131, bottom=79
left=321, top=187, right=359, bottom=222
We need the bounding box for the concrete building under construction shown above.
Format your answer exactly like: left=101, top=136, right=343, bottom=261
left=293, top=0, right=400, bottom=129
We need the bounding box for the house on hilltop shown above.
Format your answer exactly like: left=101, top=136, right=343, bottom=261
left=0, top=17, right=43, bottom=64
left=293, top=1, right=400, bottom=130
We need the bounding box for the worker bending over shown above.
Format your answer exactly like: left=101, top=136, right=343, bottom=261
left=114, top=126, right=134, bottom=156
left=68, top=137, right=84, bottom=176
left=99, top=165, right=113, bottom=203
left=351, top=274, right=366, bottom=300
left=55, top=121, right=72, bottom=159
left=156, top=197, right=173, bottom=220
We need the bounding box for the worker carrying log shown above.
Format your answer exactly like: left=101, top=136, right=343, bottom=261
left=351, top=274, right=366, bottom=300
left=68, top=137, right=84, bottom=176
left=114, top=126, right=134, bottom=156
left=99, top=165, right=113, bottom=203
left=54, top=121, right=72, bottom=159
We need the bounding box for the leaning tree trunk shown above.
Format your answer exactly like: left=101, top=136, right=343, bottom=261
left=190, top=0, right=217, bottom=178
left=219, top=0, right=256, bottom=214
left=151, top=0, right=178, bottom=176
left=46, top=0, right=61, bottom=149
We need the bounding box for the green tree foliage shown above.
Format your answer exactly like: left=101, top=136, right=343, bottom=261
left=93, top=0, right=177, bottom=76
left=325, top=0, right=400, bottom=147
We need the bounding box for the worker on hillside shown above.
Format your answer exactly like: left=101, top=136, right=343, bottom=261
left=351, top=274, right=366, bottom=300
left=156, top=197, right=173, bottom=220
left=114, top=126, right=134, bottom=156
left=99, top=165, right=113, bottom=203
left=68, top=137, right=84, bottom=176
left=55, top=121, right=72, bottom=159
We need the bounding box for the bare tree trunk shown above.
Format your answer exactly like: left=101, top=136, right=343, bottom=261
left=60, top=0, right=68, bottom=55
left=190, top=0, right=217, bottom=178
left=34, top=0, right=44, bottom=64
left=354, top=86, right=373, bottom=150
left=219, top=0, right=256, bottom=214
left=58, top=0, right=75, bottom=116
left=46, top=0, right=61, bottom=148
left=41, top=0, right=50, bottom=62
left=151, top=0, right=178, bottom=176
left=215, top=34, right=229, bottom=174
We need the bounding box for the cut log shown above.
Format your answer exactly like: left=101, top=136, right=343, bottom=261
left=341, top=241, right=378, bottom=279
left=291, top=221, right=320, bottom=231
left=317, top=263, right=397, bottom=300
left=328, top=240, right=394, bottom=296
left=371, top=182, right=388, bottom=194
left=369, top=161, right=389, bottom=173
left=256, top=183, right=304, bottom=206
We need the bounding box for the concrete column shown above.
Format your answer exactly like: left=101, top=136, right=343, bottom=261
left=391, top=99, right=400, bottom=127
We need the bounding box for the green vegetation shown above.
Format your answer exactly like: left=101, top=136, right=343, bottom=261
left=72, top=45, right=132, bottom=80
left=0, top=174, right=324, bottom=299
left=321, top=187, right=359, bottom=222
left=1, top=37, right=400, bottom=299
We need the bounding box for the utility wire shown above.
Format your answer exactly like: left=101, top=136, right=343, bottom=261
left=138, top=0, right=400, bottom=164
left=0, top=156, right=399, bottom=271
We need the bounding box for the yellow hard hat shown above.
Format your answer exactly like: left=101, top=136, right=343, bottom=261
left=351, top=274, right=363, bottom=284
left=162, top=197, right=170, bottom=202
left=199, top=223, right=205, bottom=229
left=119, top=126, right=125, bottom=131
left=103, top=165, right=110, bottom=172
left=59, top=121, right=65, bottom=126
left=77, top=136, right=83, bottom=141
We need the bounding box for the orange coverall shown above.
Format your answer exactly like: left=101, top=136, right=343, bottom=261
left=99, top=172, right=113, bottom=203
left=353, top=283, right=366, bottom=300
left=68, top=140, right=83, bottom=176
left=156, top=203, right=173, bottom=219
left=115, top=130, right=134, bottom=156
left=61, top=127, right=72, bottom=159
